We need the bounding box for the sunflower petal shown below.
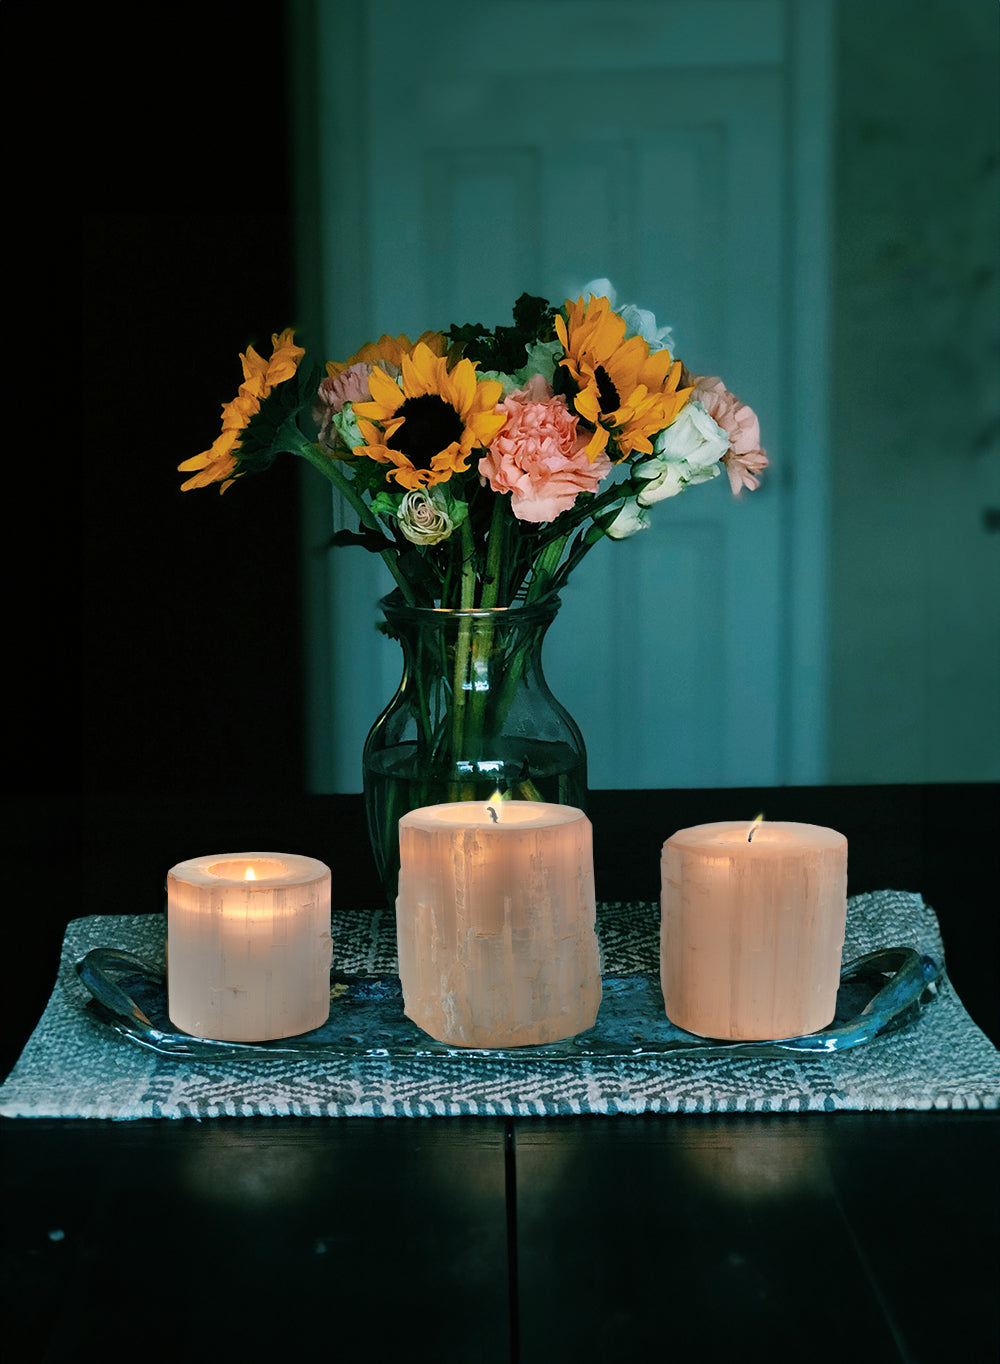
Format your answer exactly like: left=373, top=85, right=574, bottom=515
left=359, top=364, right=405, bottom=415
left=403, top=342, right=447, bottom=397
left=584, top=426, right=610, bottom=461
left=443, top=357, right=479, bottom=415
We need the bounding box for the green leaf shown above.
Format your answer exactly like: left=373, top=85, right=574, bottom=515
left=395, top=547, right=444, bottom=598
left=512, top=292, right=556, bottom=338
left=329, top=526, right=392, bottom=553
left=370, top=489, right=404, bottom=520
left=446, top=294, right=557, bottom=373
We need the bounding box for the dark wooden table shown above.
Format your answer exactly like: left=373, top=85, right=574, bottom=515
left=3, top=786, right=998, bottom=1362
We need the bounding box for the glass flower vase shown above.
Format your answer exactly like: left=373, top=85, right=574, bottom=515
left=363, top=591, right=588, bottom=905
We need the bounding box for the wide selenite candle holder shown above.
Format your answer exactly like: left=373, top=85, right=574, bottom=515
left=396, top=801, right=602, bottom=1048
left=167, top=852, right=333, bottom=1042
left=660, top=821, right=848, bottom=1040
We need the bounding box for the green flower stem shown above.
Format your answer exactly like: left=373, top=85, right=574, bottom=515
left=412, top=625, right=437, bottom=753
left=489, top=630, right=534, bottom=754
left=293, top=435, right=417, bottom=605
left=480, top=494, right=508, bottom=611
left=448, top=517, right=478, bottom=796
left=466, top=492, right=510, bottom=735
left=522, top=482, right=626, bottom=601
left=450, top=504, right=517, bottom=799
left=526, top=533, right=568, bottom=602
left=548, top=519, right=612, bottom=594
left=493, top=493, right=625, bottom=748
left=458, top=514, right=478, bottom=609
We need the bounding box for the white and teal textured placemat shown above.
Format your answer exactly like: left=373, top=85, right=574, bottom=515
left=2, top=892, right=998, bottom=1119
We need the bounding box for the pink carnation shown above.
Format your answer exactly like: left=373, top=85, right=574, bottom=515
left=313, top=362, right=401, bottom=448
left=319, top=363, right=376, bottom=411
left=691, top=374, right=768, bottom=494
left=480, top=374, right=612, bottom=522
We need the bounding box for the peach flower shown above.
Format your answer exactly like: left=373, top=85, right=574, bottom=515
left=480, top=374, right=612, bottom=522
left=313, top=363, right=386, bottom=448
left=690, top=374, right=768, bottom=494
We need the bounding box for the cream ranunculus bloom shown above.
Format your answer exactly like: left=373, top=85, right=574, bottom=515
left=397, top=487, right=463, bottom=545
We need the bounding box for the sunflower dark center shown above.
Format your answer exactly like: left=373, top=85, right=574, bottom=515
left=594, top=365, right=620, bottom=416
left=387, top=394, right=464, bottom=469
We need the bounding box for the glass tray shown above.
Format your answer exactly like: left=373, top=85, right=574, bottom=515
left=75, top=946, right=941, bottom=1064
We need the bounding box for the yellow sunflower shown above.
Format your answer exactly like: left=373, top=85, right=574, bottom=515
left=555, top=294, right=691, bottom=461
left=325, top=330, right=447, bottom=378
left=352, top=342, right=506, bottom=490
left=179, top=328, right=305, bottom=491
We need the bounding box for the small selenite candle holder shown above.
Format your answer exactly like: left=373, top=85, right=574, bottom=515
left=396, top=800, right=602, bottom=1048
left=167, top=852, right=332, bottom=1042
left=660, top=821, right=847, bottom=1040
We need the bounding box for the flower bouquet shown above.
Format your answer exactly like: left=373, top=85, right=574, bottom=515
left=180, top=279, right=766, bottom=895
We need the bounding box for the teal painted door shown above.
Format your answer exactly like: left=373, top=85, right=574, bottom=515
left=295, top=0, right=832, bottom=791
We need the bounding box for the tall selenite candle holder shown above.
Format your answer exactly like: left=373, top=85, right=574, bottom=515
left=396, top=799, right=601, bottom=1048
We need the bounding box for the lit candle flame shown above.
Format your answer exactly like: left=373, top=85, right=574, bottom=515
left=487, top=789, right=504, bottom=824
left=245, top=866, right=257, bottom=881
left=747, top=813, right=764, bottom=843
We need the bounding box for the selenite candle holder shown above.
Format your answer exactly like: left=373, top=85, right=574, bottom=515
left=396, top=800, right=602, bottom=1048
left=167, top=852, right=332, bottom=1042
left=660, top=821, right=848, bottom=1040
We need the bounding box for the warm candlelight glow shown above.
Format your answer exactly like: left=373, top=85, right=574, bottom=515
left=433, top=800, right=546, bottom=826
left=747, top=813, right=765, bottom=843
left=206, top=857, right=290, bottom=882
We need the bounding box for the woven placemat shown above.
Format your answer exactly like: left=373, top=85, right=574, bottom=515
left=1, top=892, right=998, bottom=1119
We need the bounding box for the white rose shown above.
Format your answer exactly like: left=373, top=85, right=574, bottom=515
left=654, top=401, right=729, bottom=467
left=634, top=462, right=688, bottom=505
left=634, top=401, right=728, bottom=506
left=604, top=498, right=651, bottom=539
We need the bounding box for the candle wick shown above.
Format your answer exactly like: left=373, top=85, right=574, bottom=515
left=488, top=805, right=498, bottom=824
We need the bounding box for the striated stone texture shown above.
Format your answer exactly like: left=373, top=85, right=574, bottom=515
left=396, top=803, right=601, bottom=1048
left=661, top=822, right=847, bottom=1041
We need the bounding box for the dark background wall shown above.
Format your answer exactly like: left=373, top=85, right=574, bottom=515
left=81, top=9, right=304, bottom=798
left=3, top=0, right=309, bottom=1069
left=9, top=1, right=305, bottom=800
